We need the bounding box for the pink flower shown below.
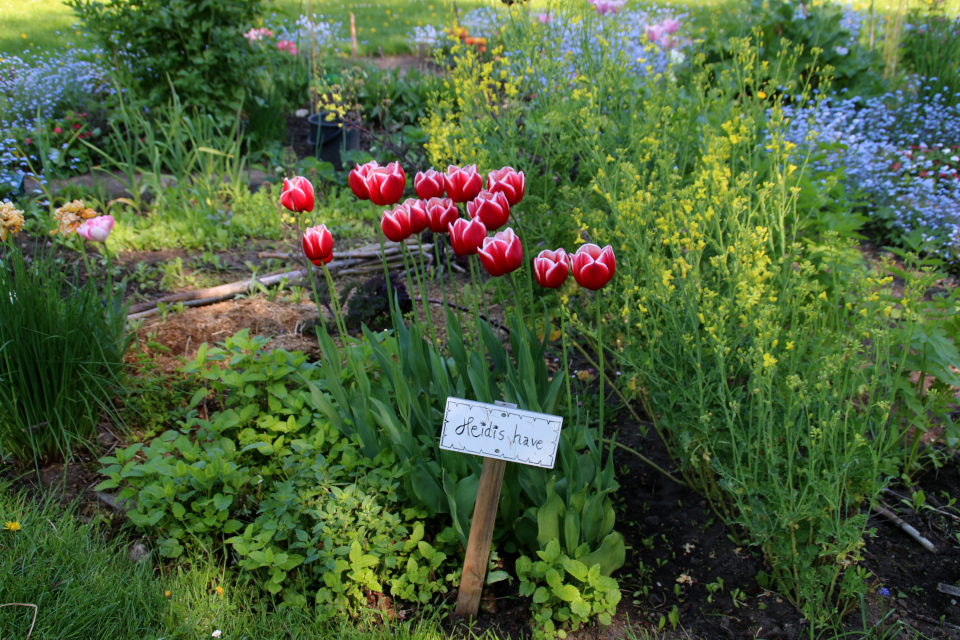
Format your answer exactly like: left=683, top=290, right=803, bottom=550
left=77, top=215, right=115, bottom=242
left=645, top=24, right=664, bottom=45
left=277, top=39, right=298, bottom=55
left=589, top=0, right=626, bottom=15
left=244, top=27, right=274, bottom=43
left=536, top=12, right=553, bottom=24
left=53, top=127, right=62, bottom=134
left=661, top=18, right=681, bottom=34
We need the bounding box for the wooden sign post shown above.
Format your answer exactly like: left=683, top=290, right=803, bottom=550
left=439, top=399, right=563, bottom=618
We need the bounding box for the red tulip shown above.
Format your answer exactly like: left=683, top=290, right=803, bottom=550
left=281, top=176, right=315, bottom=213
left=478, top=228, right=523, bottom=277
left=533, top=248, right=570, bottom=289
left=444, top=164, right=483, bottom=203
left=401, top=198, right=429, bottom=234
left=414, top=169, right=445, bottom=199
left=424, top=197, right=459, bottom=233
left=486, top=167, right=525, bottom=206
left=571, top=244, right=616, bottom=290
left=381, top=206, right=412, bottom=243
left=448, top=217, right=487, bottom=256
left=351, top=161, right=406, bottom=206
left=348, top=161, right=376, bottom=200
left=466, top=189, right=511, bottom=231
left=302, top=224, right=334, bottom=265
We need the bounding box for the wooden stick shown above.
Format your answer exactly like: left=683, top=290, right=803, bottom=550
left=127, top=269, right=307, bottom=314
left=350, top=12, right=358, bottom=56
left=455, top=456, right=507, bottom=618
left=873, top=504, right=937, bottom=553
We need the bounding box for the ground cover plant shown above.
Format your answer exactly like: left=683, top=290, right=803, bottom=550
left=1, top=0, right=960, bottom=638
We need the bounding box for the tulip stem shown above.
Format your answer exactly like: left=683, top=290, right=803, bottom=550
left=508, top=271, right=525, bottom=326
left=321, top=262, right=349, bottom=342
left=596, top=294, right=605, bottom=455
left=376, top=211, right=397, bottom=330
left=413, top=236, right=438, bottom=348
left=473, top=255, right=492, bottom=341
left=433, top=240, right=450, bottom=320
left=561, top=311, right=574, bottom=423
left=399, top=245, right=421, bottom=325
left=443, top=237, right=463, bottom=328
left=467, top=255, right=485, bottom=354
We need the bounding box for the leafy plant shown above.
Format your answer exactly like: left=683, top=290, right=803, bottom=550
left=67, top=0, right=267, bottom=117
left=517, top=539, right=622, bottom=639
left=0, top=244, right=130, bottom=463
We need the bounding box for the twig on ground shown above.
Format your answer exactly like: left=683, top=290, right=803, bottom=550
left=873, top=503, right=938, bottom=553
left=0, top=603, right=38, bottom=640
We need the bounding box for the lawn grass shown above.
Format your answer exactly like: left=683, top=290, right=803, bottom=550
left=0, top=485, right=486, bottom=639
left=8, top=0, right=957, bottom=59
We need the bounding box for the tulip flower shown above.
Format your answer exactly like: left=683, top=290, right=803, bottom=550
left=414, top=169, right=445, bottom=199
left=444, top=164, right=483, bottom=203
left=645, top=24, right=665, bottom=45
left=350, top=161, right=406, bottom=206
left=302, top=224, right=334, bottom=265
left=661, top=18, right=681, bottom=34
left=401, top=198, right=429, bottom=234
left=478, top=228, right=523, bottom=277
left=381, top=206, right=412, bottom=243
left=486, top=167, right=525, bottom=206
left=466, top=190, right=511, bottom=231
left=590, top=0, right=626, bottom=15
left=533, top=248, right=570, bottom=289
left=280, top=176, right=315, bottom=213
left=424, top=197, right=459, bottom=233
left=77, top=215, right=114, bottom=243
left=448, top=217, right=487, bottom=256
left=571, top=244, right=616, bottom=290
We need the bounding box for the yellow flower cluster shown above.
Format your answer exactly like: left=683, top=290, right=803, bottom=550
left=51, top=200, right=97, bottom=235
left=0, top=202, right=25, bottom=241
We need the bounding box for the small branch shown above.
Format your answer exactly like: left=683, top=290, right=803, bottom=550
left=416, top=298, right=509, bottom=334
left=873, top=503, right=938, bottom=553
left=0, top=603, right=38, bottom=640
left=604, top=439, right=684, bottom=486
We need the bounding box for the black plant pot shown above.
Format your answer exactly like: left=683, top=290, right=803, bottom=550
left=307, top=112, right=360, bottom=171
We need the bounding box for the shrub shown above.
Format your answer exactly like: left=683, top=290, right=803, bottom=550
left=0, top=245, right=129, bottom=463
left=67, top=0, right=266, bottom=116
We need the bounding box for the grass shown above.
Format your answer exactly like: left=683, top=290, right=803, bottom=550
left=0, top=485, right=490, bottom=640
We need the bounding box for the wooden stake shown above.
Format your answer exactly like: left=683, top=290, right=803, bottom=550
left=350, top=13, right=358, bottom=57
left=454, top=400, right=516, bottom=619
left=455, top=457, right=506, bottom=618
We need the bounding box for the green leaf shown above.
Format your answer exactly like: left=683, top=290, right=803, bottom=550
left=533, top=586, right=551, bottom=604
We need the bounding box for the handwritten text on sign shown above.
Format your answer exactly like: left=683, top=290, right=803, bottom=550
left=439, top=398, right=563, bottom=469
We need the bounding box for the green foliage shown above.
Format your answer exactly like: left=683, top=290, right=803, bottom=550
left=98, top=331, right=459, bottom=617
left=516, top=539, right=622, bottom=639
left=67, top=0, right=267, bottom=116
left=704, top=0, right=883, bottom=94
left=0, top=244, right=129, bottom=463
left=901, top=1, right=960, bottom=106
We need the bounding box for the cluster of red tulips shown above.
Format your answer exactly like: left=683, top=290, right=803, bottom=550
left=279, top=160, right=615, bottom=291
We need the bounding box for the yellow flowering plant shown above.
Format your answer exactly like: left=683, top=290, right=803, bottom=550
left=425, top=9, right=940, bottom=627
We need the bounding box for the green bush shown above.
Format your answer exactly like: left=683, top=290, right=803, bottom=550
left=67, top=0, right=266, bottom=116
left=901, top=2, right=960, bottom=106
left=0, top=245, right=129, bottom=463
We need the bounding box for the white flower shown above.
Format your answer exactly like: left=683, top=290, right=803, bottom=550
left=212, top=631, right=222, bottom=638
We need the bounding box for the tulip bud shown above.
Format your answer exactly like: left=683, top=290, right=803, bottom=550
left=424, top=197, right=459, bottom=233
left=401, top=198, right=429, bottom=234
left=571, top=244, right=616, bottom=290
left=486, top=167, right=525, bottom=206
left=444, top=164, right=483, bottom=203
left=478, top=228, right=523, bottom=277
left=359, top=161, right=407, bottom=206
left=77, top=215, right=115, bottom=243
left=533, top=248, right=570, bottom=289
left=381, top=206, right=412, bottom=243
left=448, top=217, right=487, bottom=256
left=302, top=224, right=334, bottom=265
left=280, top=176, right=315, bottom=213
left=414, top=169, right=445, bottom=200
left=466, top=190, right=511, bottom=231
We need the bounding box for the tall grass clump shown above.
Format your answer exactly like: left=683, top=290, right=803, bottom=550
left=0, top=246, right=129, bottom=463
left=423, top=1, right=931, bottom=627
